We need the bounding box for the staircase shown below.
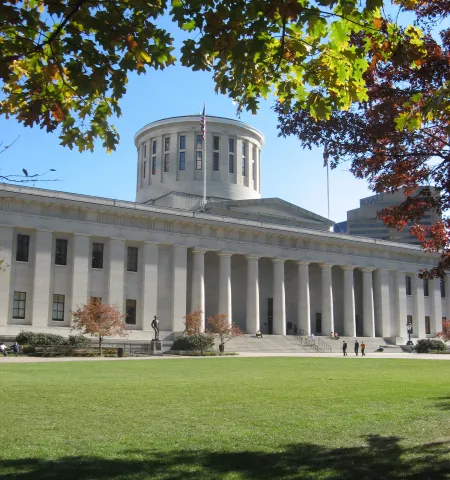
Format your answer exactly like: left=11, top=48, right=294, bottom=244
left=221, top=334, right=316, bottom=353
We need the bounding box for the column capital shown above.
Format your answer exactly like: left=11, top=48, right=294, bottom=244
left=296, top=260, right=310, bottom=267
left=360, top=267, right=375, bottom=273
left=144, top=240, right=160, bottom=246
left=272, top=257, right=286, bottom=264
left=73, top=232, right=90, bottom=238
left=109, top=237, right=126, bottom=242
left=340, top=265, right=356, bottom=271
left=245, top=254, right=260, bottom=261
left=319, top=262, right=334, bottom=270
left=35, top=228, right=53, bottom=233
left=218, top=250, right=234, bottom=258
left=192, top=248, right=207, bottom=255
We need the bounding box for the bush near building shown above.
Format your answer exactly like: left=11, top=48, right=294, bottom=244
left=415, top=339, right=447, bottom=353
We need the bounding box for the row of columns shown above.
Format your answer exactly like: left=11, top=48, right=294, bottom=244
left=190, top=249, right=440, bottom=337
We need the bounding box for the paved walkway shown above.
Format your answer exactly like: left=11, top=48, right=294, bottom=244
left=0, top=352, right=449, bottom=363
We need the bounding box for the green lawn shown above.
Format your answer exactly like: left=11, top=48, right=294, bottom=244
left=0, top=358, right=449, bottom=479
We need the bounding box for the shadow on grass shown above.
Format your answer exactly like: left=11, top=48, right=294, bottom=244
left=1, top=435, right=449, bottom=480
left=433, top=396, right=450, bottom=411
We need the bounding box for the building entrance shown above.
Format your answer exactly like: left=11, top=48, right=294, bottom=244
left=268, top=298, right=273, bottom=334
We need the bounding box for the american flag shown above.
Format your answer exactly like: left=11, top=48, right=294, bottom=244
left=201, top=103, right=206, bottom=140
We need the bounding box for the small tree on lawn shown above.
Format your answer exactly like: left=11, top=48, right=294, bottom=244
left=184, top=308, right=214, bottom=355
left=437, top=320, right=450, bottom=343
left=71, top=299, right=128, bottom=355
left=207, top=314, right=242, bottom=352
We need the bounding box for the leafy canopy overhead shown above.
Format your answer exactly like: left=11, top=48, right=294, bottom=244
left=1, top=1, right=175, bottom=153
left=1, top=0, right=426, bottom=152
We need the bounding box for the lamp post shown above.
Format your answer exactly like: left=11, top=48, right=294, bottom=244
left=406, top=319, right=414, bottom=345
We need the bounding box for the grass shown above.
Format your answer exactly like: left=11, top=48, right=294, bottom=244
left=0, top=357, right=449, bottom=479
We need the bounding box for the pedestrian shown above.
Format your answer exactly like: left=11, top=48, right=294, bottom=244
left=342, top=341, right=348, bottom=356
left=11, top=342, right=20, bottom=357
left=293, top=325, right=298, bottom=335
left=311, top=333, right=315, bottom=343
left=361, top=341, right=366, bottom=356
left=0, top=343, right=7, bottom=357
left=354, top=340, right=360, bottom=356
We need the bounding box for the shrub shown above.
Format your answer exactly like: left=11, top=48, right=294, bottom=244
left=21, top=345, right=36, bottom=354
left=67, top=335, right=91, bottom=347
left=16, top=331, right=66, bottom=346
left=171, top=335, right=215, bottom=352
left=415, top=339, right=446, bottom=353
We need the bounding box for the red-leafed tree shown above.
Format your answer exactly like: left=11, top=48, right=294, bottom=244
left=183, top=308, right=214, bottom=355
left=71, top=299, right=128, bottom=355
left=276, top=20, right=450, bottom=277
left=207, top=314, right=242, bottom=352
left=437, top=320, right=450, bottom=342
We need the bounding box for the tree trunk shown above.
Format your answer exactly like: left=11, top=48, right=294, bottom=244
left=99, top=337, right=103, bottom=356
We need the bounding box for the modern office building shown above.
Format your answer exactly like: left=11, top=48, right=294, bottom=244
left=0, top=116, right=446, bottom=343
left=343, top=189, right=441, bottom=245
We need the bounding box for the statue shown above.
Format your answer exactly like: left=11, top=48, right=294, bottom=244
left=151, top=315, right=160, bottom=341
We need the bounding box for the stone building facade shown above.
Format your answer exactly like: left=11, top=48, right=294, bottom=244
left=0, top=116, right=446, bottom=342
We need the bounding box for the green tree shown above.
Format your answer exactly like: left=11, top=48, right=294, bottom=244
left=1, top=1, right=175, bottom=153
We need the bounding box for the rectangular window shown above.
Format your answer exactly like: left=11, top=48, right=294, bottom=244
left=90, top=296, right=102, bottom=304
left=423, top=279, right=429, bottom=297
left=196, top=135, right=203, bottom=150
left=127, top=246, right=138, bottom=272
left=242, top=157, right=246, bottom=177
left=406, top=276, right=412, bottom=296
left=126, top=299, right=137, bottom=325
left=441, top=279, right=446, bottom=298
left=92, top=243, right=104, bottom=269
left=213, top=152, right=219, bottom=172
left=425, top=316, right=431, bottom=334
left=196, top=151, right=203, bottom=170
left=13, top=291, right=26, bottom=319
left=152, top=140, right=157, bottom=155
left=16, top=234, right=30, bottom=262
left=179, top=135, right=186, bottom=150
left=143, top=160, right=146, bottom=178
left=229, top=138, right=235, bottom=173
left=144, top=144, right=147, bottom=158
left=179, top=151, right=186, bottom=170
left=152, top=156, right=156, bottom=175
left=164, top=153, right=169, bottom=173
left=213, top=135, right=220, bottom=151
left=252, top=145, right=256, bottom=181
left=52, top=294, right=65, bottom=321
left=55, top=239, right=68, bottom=266
left=164, top=136, right=170, bottom=152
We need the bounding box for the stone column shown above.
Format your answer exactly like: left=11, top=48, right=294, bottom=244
left=142, top=242, right=159, bottom=331
left=320, top=263, right=334, bottom=335
left=412, top=273, right=426, bottom=338
left=246, top=255, right=260, bottom=334
left=273, top=258, right=286, bottom=335
left=107, top=238, right=125, bottom=309
left=430, top=278, right=442, bottom=336
left=0, top=226, right=13, bottom=326
left=172, top=245, right=187, bottom=333
left=32, top=229, right=53, bottom=327
left=218, top=251, right=233, bottom=324
left=191, top=248, right=206, bottom=330
left=373, top=268, right=391, bottom=337
left=361, top=267, right=375, bottom=337
left=392, top=270, right=407, bottom=338
left=341, top=265, right=356, bottom=337
left=71, top=234, right=90, bottom=313
left=297, top=260, right=311, bottom=335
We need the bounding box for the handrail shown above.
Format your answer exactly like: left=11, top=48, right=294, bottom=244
left=287, top=334, right=332, bottom=353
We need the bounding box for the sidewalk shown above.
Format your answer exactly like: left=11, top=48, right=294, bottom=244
left=0, top=352, right=449, bottom=363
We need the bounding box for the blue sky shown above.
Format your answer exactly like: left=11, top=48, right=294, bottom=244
left=0, top=14, right=375, bottom=223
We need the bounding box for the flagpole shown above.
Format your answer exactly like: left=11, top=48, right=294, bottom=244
left=202, top=102, right=206, bottom=212
left=327, top=161, right=330, bottom=220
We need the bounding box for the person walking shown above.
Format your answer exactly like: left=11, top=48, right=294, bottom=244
left=11, top=342, right=20, bottom=357
left=0, top=343, right=7, bottom=357
left=342, top=341, right=348, bottom=356
left=354, top=340, right=360, bottom=356
left=360, top=341, right=366, bottom=356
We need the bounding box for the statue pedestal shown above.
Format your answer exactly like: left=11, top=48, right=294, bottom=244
left=150, top=340, right=163, bottom=356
